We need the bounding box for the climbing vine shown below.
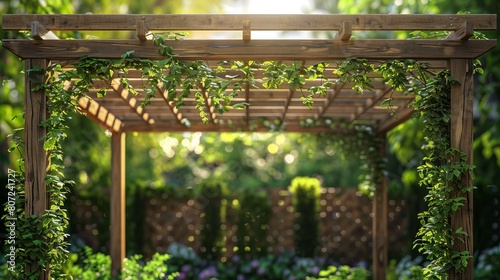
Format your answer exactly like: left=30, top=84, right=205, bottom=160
left=412, top=71, right=475, bottom=278
left=5, top=31, right=476, bottom=278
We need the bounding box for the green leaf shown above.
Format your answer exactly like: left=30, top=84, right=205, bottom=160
left=121, top=50, right=135, bottom=59
left=43, top=138, right=57, bottom=151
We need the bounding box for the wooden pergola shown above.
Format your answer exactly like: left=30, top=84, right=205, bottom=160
left=2, top=14, right=496, bottom=279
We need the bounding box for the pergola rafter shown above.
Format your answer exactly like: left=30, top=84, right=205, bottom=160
left=2, top=13, right=496, bottom=280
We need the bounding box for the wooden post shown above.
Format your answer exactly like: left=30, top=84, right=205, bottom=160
left=110, top=132, right=126, bottom=276
left=372, top=134, right=388, bottom=280
left=24, top=59, right=50, bottom=280
left=448, top=59, right=474, bottom=280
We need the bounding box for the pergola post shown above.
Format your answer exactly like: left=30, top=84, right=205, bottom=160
left=448, top=59, right=474, bottom=280
left=24, top=58, right=50, bottom=280
left=110, top=132, right=126, bottom=276
left=372, top=133, right=388, bottom=280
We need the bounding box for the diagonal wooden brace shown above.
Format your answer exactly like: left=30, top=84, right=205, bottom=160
left=31, top=21, right=59, bottom=40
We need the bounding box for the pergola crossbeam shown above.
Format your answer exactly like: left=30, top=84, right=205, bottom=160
left=111, top=79, right=155, bottom=125
left=201, top=86, right=217, bottom=124
left=3, top=39, right=496, bottom=60
left=78, top=97, right=123, bottom=133
left=3, top=14, right=496, bottom=31
left=316, top=82, right=346, bottom=119
left=348, top=86, right=393, bottom=123
left=157, top=85, right=189, bottom=126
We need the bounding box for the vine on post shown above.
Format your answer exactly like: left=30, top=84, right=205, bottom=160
left=411, top=70, right=475, bottom=278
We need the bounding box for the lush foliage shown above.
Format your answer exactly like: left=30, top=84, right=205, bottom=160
left=57, top=243, right=369, bottom=280
left=310, top=265, right=369, bottom=280
left=411, top=70, right=474, bottom=277
left=62, top=246, right=178, bottom=279
left=4, top=65, right=77, bottom=279
left=288, top=177, right=322, bottom=258
left=165, top=243, right=367, bottom=280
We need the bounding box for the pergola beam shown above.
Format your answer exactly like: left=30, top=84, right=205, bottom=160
left=2, top=39, right=496, bottom=61
left=78, top=97, right=124, bottom=133
left=315, top=82, right=346, bottom=119
left=111, top=79, right=155, bottom=125
left=377, top=104, right=414, bottom=134
left=157, top=86, right=189, bottom=126
left=3, top=14, right=496, bottom=31
left=348, top=86, right=392, bottom=123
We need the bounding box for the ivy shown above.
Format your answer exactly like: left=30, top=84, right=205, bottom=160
left=411, top=70, right=475, bottom=278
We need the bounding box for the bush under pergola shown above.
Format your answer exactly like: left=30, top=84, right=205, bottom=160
left=1, top=13, right=497, bottom=279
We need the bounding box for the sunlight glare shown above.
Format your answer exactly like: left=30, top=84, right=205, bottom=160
left=267, top=143, right=279, bottom=154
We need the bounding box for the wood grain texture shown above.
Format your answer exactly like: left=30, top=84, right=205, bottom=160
left=24, top=58, right=50, bottom=279
left=110, top=132, right=126, bottom=277
left=31, top=21, right=59, bottom=40
left=2, top=14, right=496, bottom=31
left=2, top=39, right=496, bottom=60
left=78, top=97, right=123, bottom=133
left=372, top=135, right=388, bottom=280
left=449, top=59, right=474, bottom=280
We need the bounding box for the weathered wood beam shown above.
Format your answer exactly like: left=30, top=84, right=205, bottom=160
left=110, top=132, right=126, bottom=277
left=157, top=86, right=189, bottom=126
left=348, top=86, right=392, bottom=123
left=78, top=97, right=123, bottom=133
left=111, top=79, right=155, bottom=125
left=120, top=120, right=356, bottom=133
left=448, top=59, right=474, bottom=280
left=201, top=86, right=217, bottom=124
left=377, top=103, right=414, bottom=134
left=2, top=39, right=496, bottom=60
left=24, top=58, right=50, bottom=279
left=3, top=14, right=496, bottom=31
left=315, top=82, right=346, bottom=119
left=372, top=133, right=388, bottom=280
left=279, top=89, right=295, bottom=127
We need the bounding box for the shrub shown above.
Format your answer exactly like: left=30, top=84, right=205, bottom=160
left=309, top=265, right=368, bottom=280
left=62, top=246, right=177, bottom=279
left=197, top=177, right=228, bottom=260
left=234, top=188, right=272, bottom=257
left=288, top=177, right=321, bottom=257
left=166, top=247, right=327, bottom=280
left=475, top=244, right=500, bottom=280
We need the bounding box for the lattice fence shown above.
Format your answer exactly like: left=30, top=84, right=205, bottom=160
left=72, top=188, right=408, bottom=264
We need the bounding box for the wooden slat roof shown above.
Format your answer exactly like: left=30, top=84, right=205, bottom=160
left=2, top=14, right=496, bottom=133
